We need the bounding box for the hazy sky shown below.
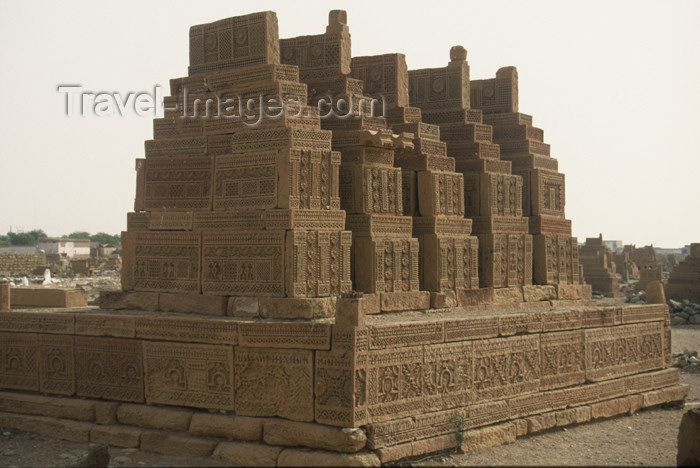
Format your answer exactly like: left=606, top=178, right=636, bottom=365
left=0, top=0, right=698, bottom=248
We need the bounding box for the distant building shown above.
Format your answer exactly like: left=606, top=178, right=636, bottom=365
left=36, top=238, right=91, bottom=259
left=90, top=242, right=119, bottom=258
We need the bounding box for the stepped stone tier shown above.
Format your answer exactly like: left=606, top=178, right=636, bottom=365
left=408, top=48, right=534, bottom=289
left=666, top=243, right=700, bottom=303
left=0, top=10, right=687, bottom=466
left=470, top=68, right=581, bottom=286
left=280, top=15, right=424, bottom=303
left=579, top=234, right=623, bottom=297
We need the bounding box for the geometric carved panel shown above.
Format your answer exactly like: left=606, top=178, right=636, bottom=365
left=472, top=335, right=539, bottom=400
left=38, top=334, right=74, bottom=396
left=533, top=234, right=580, bottom=285
left=423, top=342, right=473, bottom=412
left=143, top=341, right=234, bottom=410
left=585, top=325, right=640, bottom=382
left=540, top=330, right=585, bottom=390
left=75, top=336, right=144, bottom=402
left=0, top=332, right=38, bottom=391
left=531, top=169, right=565, bottom=218
left=234, top=347, right=313, bottom=421
left=201, top=231, right=284, bottom=297
left=122, top=231, right=201, bottom=293
left=479, top=233, right=533, bottom=288
left=285, top=229, right=352, bottom=298
left=144, top=156, right=213, bottom=211
left=358, top=347, right=424, bottom=424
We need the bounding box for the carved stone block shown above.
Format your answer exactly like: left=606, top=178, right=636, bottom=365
left=0, top=332, right=38, bottom=391
left=143, top=156, right=213, bottom=211
left=423, top=342, right=474, bottom=412
left=585, top=325, right=640, bottom=382
left=478, top=233, right=533, bottom=288
left=540, top=330, right=585, bottom=390
left=201, top=230, right=284, bottom=297
left=234, top=347, right=313, bottom=421
left=314, top=351, right=358, bottom=427
left=416, top=171, right=465, bottom=218
left=339, top=165, right=403, bottom=215
left=285, top=229, right=352, bottom=298
left=531, top=169, right=565, bottom=218
left=533, top=234, right=580, bottom=285
left=464, top=173, right=523, bottom=218
left=144, top=341, right=234, bottom=410
left=213, top=149, right=340, bottom=211
left=418, top=234, right=479, bottom=292
left=189, top=11, right=280, bottom=75
left=135, top=316, right=238, bottom=345
left=38, top=334, right=74, bottom=396
left=238, top=321, right=331, bottom=349
left=350, top=53, right=410, bottom=109
left=353, top=237, right=420, bottom=294
left=121, top=231, right=201, bottom=294
left=472, top=335, right=540, bottom=400
left=75, top=336, right=144, bottom=402
left=359, top=347, right=425, bottom=423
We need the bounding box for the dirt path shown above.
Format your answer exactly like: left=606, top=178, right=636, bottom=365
left=1, top=327, right=698, bottom=467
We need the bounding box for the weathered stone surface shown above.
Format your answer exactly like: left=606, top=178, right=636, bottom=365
left=459, top=423, right=517, bottom=453
left=98, top=290, right=159, bottom=311
left=493, top=287, right=524, bottom=304
left=642, top=385, right=689, bottom=408
left=457, top=287, right=495, bottom=306
left=525, top=412, right=556, bottom=433
left=213, top=441, right=283, bottom=467
left=140, top=431, right=216, bottom=457
left=74, top=313, right=135, bottom=338
left=94, top=402, right=119, bottom=425
left=646, top=281, right=666, bottom=304
left=498, top=311, right=543, bottom=336
left=0, top=411, right=93, bottom=442
left=90, top=424, right=142, bottom=448
left=591, top=397, right=631, bottom=419
left=227, top=297, right=259, bottom=318
left=380, top=291, right=430, bottom=312
left=523, top=285, right=556, bottom=302
left=0, top=391, right=94, bottom=421
left=555, top=406, right=591, bottom=427
left=10, top=288, right=88, bottom=307
left=259, top=297, right=337, bottom=320
left=189, top=413, right=264, bottom=441
left=116, top=404, right=193, bottom=431
left=159, top=292, right=227, bottom=316
left=512, top=418, right=528, bottom=436
left=143, top=341, right=234, bottom=410
left=677, top=408, right=700, bottom=467
left=376, top=442, right=413, bottom=464
left=430, top=291, right=458, bottom=309
left=264, top=419, right=366, bottom=453
left=277, top=448, right=380, bottom=466
left=234, top=347, right=314, bottom=421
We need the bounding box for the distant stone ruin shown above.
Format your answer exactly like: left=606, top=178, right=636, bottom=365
left=579, top=234, right=623, bottom=297
left=666, top=243, right=700, bottom=303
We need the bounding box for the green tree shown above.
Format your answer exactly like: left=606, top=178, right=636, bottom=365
left=27, top=229, right=47, bottom=241
left=6, top=232, right=35, bottom=245
left=90, top=232, right=121, bottom=245
left=64, top=231, right=91, bottom=240
left=0, top=234, right=8, bottom=246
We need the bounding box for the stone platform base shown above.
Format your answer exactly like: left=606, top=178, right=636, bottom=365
left=0, top=298, right=684, bottom=465
left=0, top=378, right=687, bottom=466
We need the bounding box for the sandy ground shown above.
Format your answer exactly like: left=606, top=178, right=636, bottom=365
left=0, top=326, right=698, bottom=467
